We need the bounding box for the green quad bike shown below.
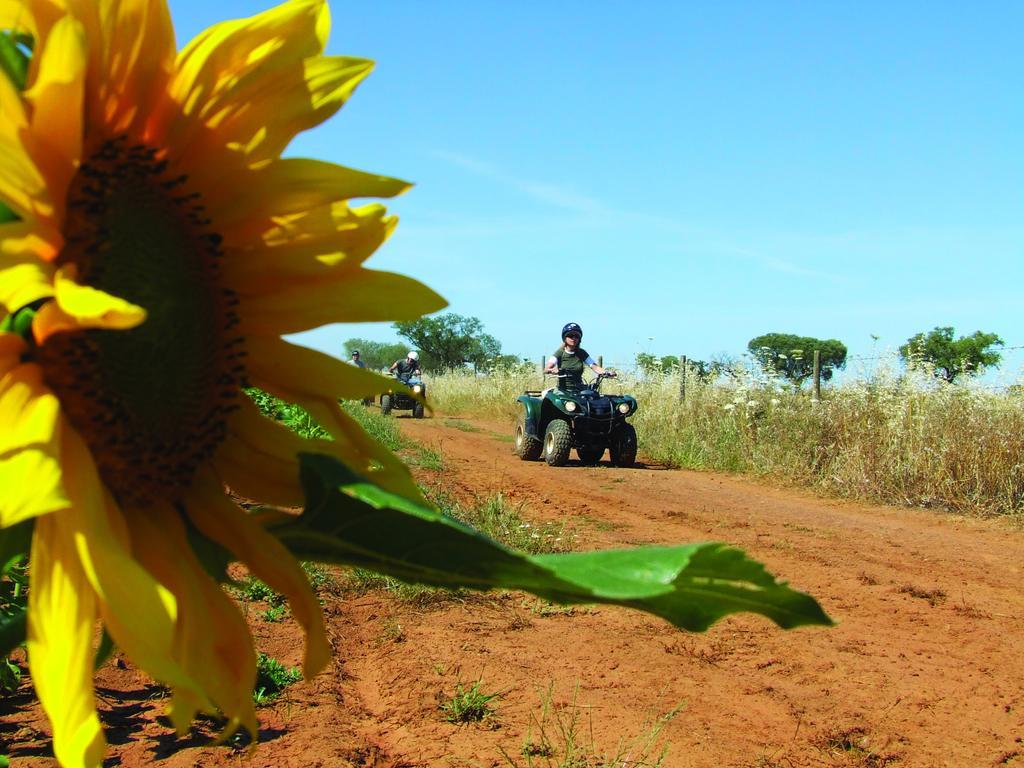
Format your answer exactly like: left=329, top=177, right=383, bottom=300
left=514, top=373, right=638, bottom=467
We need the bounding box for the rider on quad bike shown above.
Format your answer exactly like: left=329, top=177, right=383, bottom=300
left=544, top=322, right=615, bottom=391
left=382, top=351, right=426, bottom=418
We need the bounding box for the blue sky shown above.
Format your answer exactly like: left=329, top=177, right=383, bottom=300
left=173, top=1, right=1024, bottom=377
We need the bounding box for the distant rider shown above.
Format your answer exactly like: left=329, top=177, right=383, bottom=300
left=544, top=323, right=614, bottom=391
left=348, top=350, right=366, bottom=368
left=389, top=350, right=421, bottom=380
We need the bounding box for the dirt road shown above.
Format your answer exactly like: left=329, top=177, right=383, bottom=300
left=7, top=414, right=1024, bottom=767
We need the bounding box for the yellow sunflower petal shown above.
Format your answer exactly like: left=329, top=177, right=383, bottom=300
left=211, top=396, right=308, bottom=508
left=160, top=0, right=329, bottom=167
left=0, top=132, right=55, bottom=224
left=186, top=470, right=330, bottom=679
left=28, top=513, right=106, bottom=768
left=31, top=265, right=147, bottom=342
left=90, top=0, right=175, bottom=135
left=206, top=158, right=410, bottom=225
left=0, top=63, right=27, bottom=129
left=59, top=423, right=203, bottom=702
left=200, top=55, right=373, bottom=167
left=0, top=358, right=68, bottom=527
left=223, top=202, right=396, bottom=293
left=125, top=501, right=257, bottom=739
left=244, top=336, right=425, bottom=503
left=23, top=13, right=87, bottom=199
left=0, top=256, right=54, bottom=316
left=239, top=267, right=447, bottom=334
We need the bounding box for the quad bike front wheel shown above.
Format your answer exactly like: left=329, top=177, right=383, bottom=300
left=543, top=420, right=572, bottom=466
left=413, top=402, right=425, bottom=419
left=515, top=421, right=542, bottom=461
left=577, top=447, right=604, bottom=465
left=380, top=394, right=392, bottom=416
left=609, top=423, right=637, bottom=467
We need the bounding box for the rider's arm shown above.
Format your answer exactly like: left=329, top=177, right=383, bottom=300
left=388, top=360, right=398, bottom=372
left=586, top=356, right=613, bottom=376
left=544, top=355, right=559, bottom=375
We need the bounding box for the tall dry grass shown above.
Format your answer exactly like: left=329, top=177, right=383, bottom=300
left=425, top=361, right=1024, bottom=517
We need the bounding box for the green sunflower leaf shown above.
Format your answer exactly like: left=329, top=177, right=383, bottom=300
left=273, top=453, right=832, bottom=631
left=0, top=202, right=16, bottom=225
left=0, top=31, right=30, bottom=91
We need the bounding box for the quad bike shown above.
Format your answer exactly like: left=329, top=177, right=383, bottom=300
left=514, top=372, right=637, bottom=467
left=380, top=372, right=426, bottom=418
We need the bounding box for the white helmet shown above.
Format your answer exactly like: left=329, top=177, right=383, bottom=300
left=407, top=351, right=419, bottom=361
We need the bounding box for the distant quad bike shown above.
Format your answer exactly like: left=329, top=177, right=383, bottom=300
left=515, top=373, right=638, bottom=467
left=380, top=373, right=426, bottom=419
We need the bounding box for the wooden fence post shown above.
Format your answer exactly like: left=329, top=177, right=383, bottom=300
left=812, top=350, right=821, bottom=401
left=679, top=355, right=687, bottom=402
left=598, top=355, right=604, bottom=368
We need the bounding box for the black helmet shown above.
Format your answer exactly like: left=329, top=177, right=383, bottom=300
left=561, top=322, right=582, bottom=341
left=351, top=350, right=360, bottom=356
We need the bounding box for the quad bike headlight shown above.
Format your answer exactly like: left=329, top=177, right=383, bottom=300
left=412, top=384, right=423, bottom=394
left=617, top=402, right=631, bottom=414
left=565, top=401, right=578, bottom=412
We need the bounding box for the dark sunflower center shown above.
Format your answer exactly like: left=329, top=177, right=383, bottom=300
left=36, top=136, right=246, bottom=504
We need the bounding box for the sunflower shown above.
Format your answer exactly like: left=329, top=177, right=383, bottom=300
left=0, top=0, right=445, bottom=764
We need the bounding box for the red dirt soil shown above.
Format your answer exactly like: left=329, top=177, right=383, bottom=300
left=5, top=413, right=1024, bottom=767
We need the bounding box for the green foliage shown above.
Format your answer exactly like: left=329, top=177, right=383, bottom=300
left=245, top=388, right=330, bottom=440
left=342, top=338, right=412, bottom=371
left=252, top=653, right=301, bottom=705
left=271, top=453, right=831, bottom=631
left=447, top=491, right=566, bottom=555
left=899, top=326, right=1004, bottom=382
left=0, top=521, right=31, bottom=660
left=748, top=333, right=847, bottom=385
left=441, top=678, right=502, bottom=723
left=394, top=313, right=503, bottom=371
left=236, top=576, right=286, bottom=606
left=0, top=31, right=31, bottom=90
left=636, top=353, right=680, bottom=375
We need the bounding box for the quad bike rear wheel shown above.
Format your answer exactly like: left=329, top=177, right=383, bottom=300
left=515, top=421, right=542, bottom=461
left=543, top=420, right=572, bottom=466
left=609, top=423, right=637, bottom=467
left=413, top=402, right=425, bottom=419
left=380, top=394, right=392, bottom=416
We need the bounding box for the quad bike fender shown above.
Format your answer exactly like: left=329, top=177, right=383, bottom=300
left=516, top=395, right=543, bottom=436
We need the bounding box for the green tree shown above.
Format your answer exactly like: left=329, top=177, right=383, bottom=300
left=899, top=327, right=1004, bottom=382
left=747, top=333, right=847, bottom=386
left=343, top=339, right=413, bottom=371
left=393, top=313, right=502, bottom=371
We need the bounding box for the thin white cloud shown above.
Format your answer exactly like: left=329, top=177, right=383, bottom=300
left=429, top=148, right=844, bottom=281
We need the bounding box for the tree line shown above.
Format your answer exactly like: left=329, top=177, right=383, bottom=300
left=347, top=314, right=1006, bottom=386
left=638, top=328, right=1005, bottom=386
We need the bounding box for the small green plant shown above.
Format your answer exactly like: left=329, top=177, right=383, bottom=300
left=441, top=678, right=502, bottom=724
left=501, top=683, right=683, bottom=767
left=236, top=576, right=286, bottom=606
left=260, top=604, right=287, bottom=623
left=376, top=618, right=405, bottom=644
left=252, top=653, right=302, bottom=706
